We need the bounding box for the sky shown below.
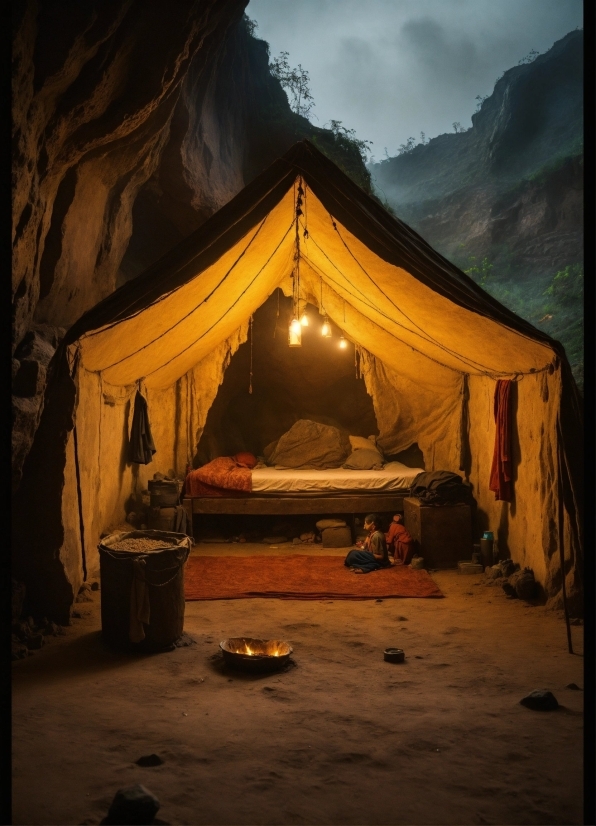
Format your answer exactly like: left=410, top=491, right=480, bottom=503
left=246, top=0, right=583, bottom=160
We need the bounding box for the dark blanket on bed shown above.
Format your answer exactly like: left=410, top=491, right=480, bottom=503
left=268, top=419, right=350, bottom=469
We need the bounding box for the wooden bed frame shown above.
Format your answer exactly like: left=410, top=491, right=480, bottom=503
left=182, top=493, right=406, bottom=542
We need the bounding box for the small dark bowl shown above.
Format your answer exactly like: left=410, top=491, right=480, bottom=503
left=220, top=638, right=293, bottom=672
left=384, top=647, right=405, bottom=663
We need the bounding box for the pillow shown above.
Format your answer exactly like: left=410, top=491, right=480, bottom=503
left=382, top=461, right=411, bottom=471
left=342, top=448, right=384, bottom=470
left=233, top=452, right=257, bottom=469
left=349, top=435, right=376, bottom=452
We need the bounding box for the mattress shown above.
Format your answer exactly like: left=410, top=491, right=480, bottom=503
left=250, top=462, right=422, bottom=494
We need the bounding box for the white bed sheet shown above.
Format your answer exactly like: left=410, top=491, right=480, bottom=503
left=251, top=462, right=422, bottom=494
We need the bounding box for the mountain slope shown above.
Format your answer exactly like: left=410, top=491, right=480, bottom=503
left=370, top=30, right=583, bottom=387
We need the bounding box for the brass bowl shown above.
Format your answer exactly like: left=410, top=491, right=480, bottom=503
left=220, top=637, right=293, bottom=672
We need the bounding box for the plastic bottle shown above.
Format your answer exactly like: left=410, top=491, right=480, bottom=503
left=480, top=537, right=493, bottom=568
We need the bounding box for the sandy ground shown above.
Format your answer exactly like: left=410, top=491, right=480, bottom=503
left=12, top=543, right=584, bottom=826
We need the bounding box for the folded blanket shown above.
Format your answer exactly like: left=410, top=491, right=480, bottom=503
left=186, top=457, right=252, bottom=497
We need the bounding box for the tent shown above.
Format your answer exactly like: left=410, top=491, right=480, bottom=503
left=13, top=140, right=583, bottom=623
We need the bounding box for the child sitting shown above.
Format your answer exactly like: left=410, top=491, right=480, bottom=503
left=385, top=514, right=414, bottom=565
left=344, top=514, right=390, bottom=573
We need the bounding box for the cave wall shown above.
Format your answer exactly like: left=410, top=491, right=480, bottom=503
left=117, top=19, right=372, bottom=282
left=12, top=0, right=247, bottom=342
left=11, top=0, right=247, bottom=491
left=12, top=3, right=372, bottom=493
left=11, top=0, right=376, bottom=617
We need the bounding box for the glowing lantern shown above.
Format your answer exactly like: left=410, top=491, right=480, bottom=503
left=289, top=317, right=302, bottom=347
left=339, top=335, right=347, bottom=349
left=300, top=310, right=309, bottom=327
left=321, top=316, right=332, bottom=337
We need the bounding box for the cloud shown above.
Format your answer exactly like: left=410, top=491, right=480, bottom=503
left=246, top=0, right=583, bottom=154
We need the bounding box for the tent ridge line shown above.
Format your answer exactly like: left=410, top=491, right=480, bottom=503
left=82, top=211, right=276, bottom=373
left=318, top=189, right=548, bottom=351
left=295, top=161, right=480, bottom=299
left=301, top=253, right=459, bottom=374
left=105, top=219, right=296, bottom=386
left=80, top=210, right=271, bottom=346
left=325, top=214, right=533, bottom=375
left=307, top=255, right=551, bottom=380
left=293, top=156, right=560, bottom=353
left=301, top=227, right=528, bottom=377
left=63, top=171, right=298, bottom=347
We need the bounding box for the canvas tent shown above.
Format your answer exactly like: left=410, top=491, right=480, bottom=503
left=14, top=140, right=583, bottom=622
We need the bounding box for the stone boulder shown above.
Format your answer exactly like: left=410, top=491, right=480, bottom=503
left=102, top=784, right=160, bottom=825
left=12, top=326, right=65, bottom=492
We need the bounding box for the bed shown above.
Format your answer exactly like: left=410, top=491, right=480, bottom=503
left=182, top=461, right=422, bottom=542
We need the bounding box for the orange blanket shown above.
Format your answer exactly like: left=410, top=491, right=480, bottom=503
left=186, top=457, right=252, bottom=497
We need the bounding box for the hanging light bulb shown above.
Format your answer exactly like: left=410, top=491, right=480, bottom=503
left=289, top=316, right=302, bottom=347
left=300, top=309, right=309, bottom=327
left=321, top=316, right=332, bottom=337
left=339, top=334, right=347, bottom=349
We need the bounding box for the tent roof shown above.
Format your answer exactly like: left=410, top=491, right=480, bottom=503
left=64, top=140, right=563, bottom=389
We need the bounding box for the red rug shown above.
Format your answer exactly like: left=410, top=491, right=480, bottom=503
left=184, top=555, right=443, bottom=600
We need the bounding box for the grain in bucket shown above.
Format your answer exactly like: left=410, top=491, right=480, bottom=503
left=98, top=530, right=191, bottom=651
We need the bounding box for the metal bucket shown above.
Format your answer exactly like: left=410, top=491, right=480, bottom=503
left=99, top=530, right=191, bottom=651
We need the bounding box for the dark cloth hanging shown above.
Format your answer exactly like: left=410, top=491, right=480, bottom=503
left=489, top=379, right=513, bottom=502
left=173, top=505, right=187, bottom=535
left=128, top=390, right=156, bottom=464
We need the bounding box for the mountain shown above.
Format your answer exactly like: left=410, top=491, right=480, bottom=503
left=369, top=30, right=583, bottom=388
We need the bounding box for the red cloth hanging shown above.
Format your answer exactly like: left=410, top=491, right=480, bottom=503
left=489, top=379, right=513, bottom=501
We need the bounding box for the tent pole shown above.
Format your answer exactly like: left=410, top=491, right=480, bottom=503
left=70, top=349, right=87, bottom=583
left=72, top=422, right=87, bottom=583
left=557, top=455, right=573, bottom=654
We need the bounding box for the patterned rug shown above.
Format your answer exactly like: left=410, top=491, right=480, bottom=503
left=184, top=555, right=443, bottom=600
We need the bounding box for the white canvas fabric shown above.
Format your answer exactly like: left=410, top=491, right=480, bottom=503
left=251, top=465, right=422, bottom=493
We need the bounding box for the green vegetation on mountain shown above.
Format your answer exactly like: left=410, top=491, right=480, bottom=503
left=368, top=30, right=583, bottom=389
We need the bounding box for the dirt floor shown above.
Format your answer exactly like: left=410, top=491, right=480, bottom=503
left=12, top=542, right=584, bottom=826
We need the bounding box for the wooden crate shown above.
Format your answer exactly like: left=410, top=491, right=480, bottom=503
left=403, top=497, right=472, bottom=569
